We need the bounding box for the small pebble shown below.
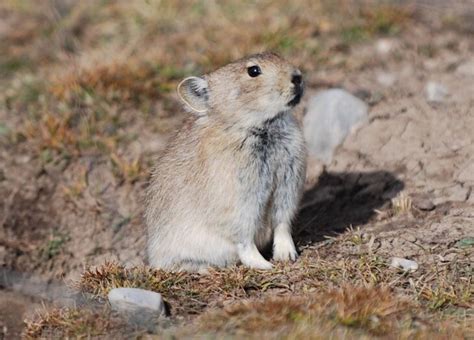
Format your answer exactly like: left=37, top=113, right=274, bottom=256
left=413, top=197, right=435, bottom=211
left=425, top=81, right=448, bottom=103
left=390, top=257, right=419, bottom=272
left=375, top=39, right=395, bottom=55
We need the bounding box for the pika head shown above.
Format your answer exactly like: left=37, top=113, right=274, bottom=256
left=177, top=52, right=303, bottom=124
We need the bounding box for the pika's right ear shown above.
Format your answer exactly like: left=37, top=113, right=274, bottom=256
left=177, top=76, right=209, bottom=114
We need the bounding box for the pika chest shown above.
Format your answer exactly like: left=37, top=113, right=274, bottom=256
left=238, top=115, right=295, bottom=187
left=248, top=114, right=293, bottom=163
left=235, top=117, right=297, bottom=214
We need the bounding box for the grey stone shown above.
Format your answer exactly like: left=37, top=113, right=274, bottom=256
left=390, top=257, right=419, bottom=272
left=413, top=197, right=435, bottom=211
left=425, top=81, right=448, bottom=103
left=303, top=89, right=368, bottom=164
left=108, top=288, right=166, bottom=321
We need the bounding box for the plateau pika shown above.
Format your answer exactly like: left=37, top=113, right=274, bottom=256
left=145, top=52, right=306, bottom=271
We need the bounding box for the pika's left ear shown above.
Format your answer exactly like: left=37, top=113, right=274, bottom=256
left=177, top=76, right=209, bottom=114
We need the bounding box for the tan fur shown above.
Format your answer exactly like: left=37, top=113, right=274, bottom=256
left=145, top=53, right=306, bottom=271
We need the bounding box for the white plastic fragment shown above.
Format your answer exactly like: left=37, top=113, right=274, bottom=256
left=390, top=257, right=419, bottom=272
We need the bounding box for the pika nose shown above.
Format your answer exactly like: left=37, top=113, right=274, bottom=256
left=291, top=74, right=302, bottom=86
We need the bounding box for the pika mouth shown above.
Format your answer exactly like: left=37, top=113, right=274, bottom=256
left=288, top=89, right=303, bottom=107
left=287, top=93, right=301, bottom=107
left=288, top=86, right=303, bottom=107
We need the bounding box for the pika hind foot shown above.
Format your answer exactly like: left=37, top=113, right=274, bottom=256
left=237, top=243, right=273, bottom=269
left=273, top=223, right=298, bottom=262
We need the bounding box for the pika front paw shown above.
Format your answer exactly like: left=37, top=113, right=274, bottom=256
left=273, top=223, right=298, bottom=262
left=244, top=258, right=274, bottom=270
left=237, top=243, right=274, bottom=270
left=273, top=241, right=298, bottom=261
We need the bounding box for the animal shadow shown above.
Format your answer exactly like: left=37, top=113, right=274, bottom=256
left=294, top=170, right=404, bottom=244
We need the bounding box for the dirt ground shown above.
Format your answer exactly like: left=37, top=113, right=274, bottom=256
left=0, top=1, right=473, bottom=338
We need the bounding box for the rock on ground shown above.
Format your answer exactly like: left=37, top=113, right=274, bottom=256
left=390, top=257, right=419, bottom=272
left=108, top=287, right=166, bottom=324
left=303, top=89, right=368, bottom=165
left=425, top=81, right=448, bottom=103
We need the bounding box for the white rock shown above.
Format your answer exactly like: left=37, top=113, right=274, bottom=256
left=303, top=89, right=368, bottom=164
left=425, top=81, right=448, bottom=103
left=108, top=287, right=166, bottom=316
left=390, top=257, right=419, bottom=272
left=375, top=39, right=395, bottom=55
left=376, top=72, right=396, bottom=87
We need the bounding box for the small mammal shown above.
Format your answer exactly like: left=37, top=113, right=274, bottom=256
left=145, top=52, right=306, bottom=271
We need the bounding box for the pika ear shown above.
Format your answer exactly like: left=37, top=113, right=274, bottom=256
left=177, top=76, right=209, bottom=114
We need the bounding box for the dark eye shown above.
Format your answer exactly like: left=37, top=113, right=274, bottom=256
left=247, top=65, right=261, bottom=78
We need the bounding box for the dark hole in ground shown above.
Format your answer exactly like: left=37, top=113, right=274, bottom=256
left=294, top=170, right=404, bottom=245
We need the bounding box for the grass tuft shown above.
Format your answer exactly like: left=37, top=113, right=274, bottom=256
left=23, top=306, right=122, bottom=339
left=49, top=59, right=184, bottom=103
left=391, top=193, right=413, bottom=215
left=182, top=285, right=466, bottom=338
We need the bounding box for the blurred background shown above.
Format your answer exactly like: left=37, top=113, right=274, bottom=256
left=1, top=0, right=473, bottom=338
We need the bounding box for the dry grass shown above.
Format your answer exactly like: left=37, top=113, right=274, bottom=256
left=78, top=261, right=298, bottom=315
left=24, top=228, right=473, bottom=338
left=110, top=152, right=144, bottom=183
left=23, top=306, right=123, bottom=339
left=391, top=193, right=413, bottom=215
left=25, top=284, right=469, bottom=339
left=76, top=245, right=472, bottom=315
left=49, top=59, right=183, bottom=103
left=181, top=286, right=471, bottom=339
left=196, top=286, right=413, bottom=335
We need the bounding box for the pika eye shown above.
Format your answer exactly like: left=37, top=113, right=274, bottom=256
left=247, top=65, right=261, bottom=78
